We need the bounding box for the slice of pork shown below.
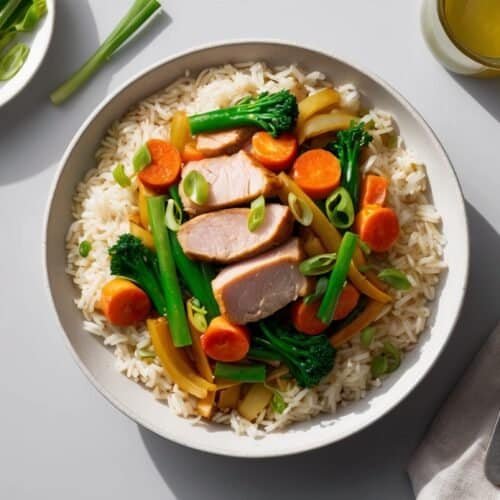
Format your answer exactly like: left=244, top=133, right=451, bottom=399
left=212, top=238, right=309, bottom=324
left=196, top=128, right=254, bottom=157
left=180, top=151, right=281, bottom=215
left=177, top=204, right=294, bottom=264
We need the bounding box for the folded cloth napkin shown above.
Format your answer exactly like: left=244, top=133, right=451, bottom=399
left=408, top=322, right=500, bottom=500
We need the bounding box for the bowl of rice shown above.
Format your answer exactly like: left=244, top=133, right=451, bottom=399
left=44, top=40, right=469, bottom=457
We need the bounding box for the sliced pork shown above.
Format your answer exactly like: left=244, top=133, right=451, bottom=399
left=196, top=128, right=254, bottom=156
left=179, top=151, right=281, bottom=215
left=177, top=204, right=293, bottom=264
left=212, top=238, right=309, bottom=324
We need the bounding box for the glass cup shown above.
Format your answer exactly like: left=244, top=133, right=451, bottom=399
left=421, top=0, right=500, bottom=77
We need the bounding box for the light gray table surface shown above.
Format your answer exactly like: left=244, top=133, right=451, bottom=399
left=1, top=1, right=499, bottom=498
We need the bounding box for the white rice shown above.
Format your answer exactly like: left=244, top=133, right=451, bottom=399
left=66, top=62, right=446, bottom=437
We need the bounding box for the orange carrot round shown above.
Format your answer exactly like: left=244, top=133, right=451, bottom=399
left=291, top=149, right=341, bottom=199
left=251, top=132, right=298, bottom=171
left=100, top=278, right=151, bottom=326
left=182, top=142, right=205, bottom=162
left=360, top=174, right=388, bottom=207
left=355, top=205, right=399, bottom=252
left=138, top=139, right=181, bottom=193
left=332, top=283, right=360, bottom=321
left=201, top=316, right=250, bottom=362
left=291, top=299, right=328, bottom=335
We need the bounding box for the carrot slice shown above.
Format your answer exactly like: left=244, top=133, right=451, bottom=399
left=355, top=205, right=399, bottom=253
left=332, top=283, right=360, bottom=320
left=291, top=149, right=341, bottom=200
left=360, top=175, right=388, bottom=208
left=250, top=132, right=298, bottom=172
left=200, top=316, right=250, bottom=362
left=101, top=278, right=151, bottom=326
left=138, top=139, right=181, bottom=193
left=291, top=299, right=328, bottom=335
left=182, top=141, right=205, bottom=162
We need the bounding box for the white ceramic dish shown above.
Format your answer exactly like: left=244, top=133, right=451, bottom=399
left=0, top=0, right=55, bottom=107
left=44, top=41, right=469, bottom=458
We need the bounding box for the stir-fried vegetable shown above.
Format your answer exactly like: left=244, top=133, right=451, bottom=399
left=371, top=341, right=401, bottom=377
left=270, top=390, right=287, bottom=414
left=138, top=181, right=153, bottom=229
left=250, top=132, right=297, bottom=171
left=300, top=227, right=326, bottom=257
left=288, top=192, right=313, bottom=226
left=327, top=121, right=373, bottom=209
left=139, top=140, right=181, bottom=193
left=249, top=321, right=336, bottom=388
left=303, top=276, right=329, bottom=305
left=237, top=383, right=273, bottom=421
left=112, top=163, right=131, bottom=187
left=148, top=196, right=192, bottom=347
left=299, top=253, right=337, bottom=276
left=181, top=142, right=205, bottom=162
left=218, top=385, right=241, bottom=410
left=11, top=0, right=46, bottom=31
left=297, top=110, right=357, bottom=144
left=248, top=195, right=266, bottom=232
left=291, top=299, right=328, bottom=335
left=291, top=149, right=341, bottom=200
left=330, top=299, right=386, bottom=348
left=360, top=326, right=376, bottom=347
left=377, top=268, right=412, bottom=290
left=355, top=205, right=399, bottom=253
left=50, top=0, right=162, bottom=104
left=296, top=88, right=340, bottom=129
left=78, top=240, right=91, bottom=257
left=169, top=111, right=191, bottom=152
left=165, top=198, right=182, bottom=231
left=0, top=0, right=24, bottom=29
left=277, top=173, right=392, bottom=304
left=317, top=232, right=358, bottom=324
left=214, top=362, right=266, bottom=383
left=188, top=90, right=298, bottom=137
left=133, top=144, right=152, bottom=173
left=360, top=175, right=388, bottom=208
left=201, top=316, right=250, bottom=362
left=100, top=277, right=151, bottom=326
left=0, top=42, right=28, bottom=80
left=187, top=297, right=208, bottom=333
left=331, top=283, right=360, bottom=321
left=108, top=233, right=166, bottom=316
left=182, top=170, right=209, bottom=205
left=325, top=187, right=355, bottom=229
left=129, top=221, right=154, bottom=250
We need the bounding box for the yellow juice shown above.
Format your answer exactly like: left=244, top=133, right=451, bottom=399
left=440, top=0, right=500, bottom=61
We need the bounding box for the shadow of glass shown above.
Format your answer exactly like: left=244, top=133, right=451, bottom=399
left=0, top=2, right=169, bottom=186
left=448, top=71, right=500, bottom=122
left=137, top=201, right=499, bottom=500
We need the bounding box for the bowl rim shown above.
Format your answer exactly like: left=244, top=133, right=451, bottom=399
left=0, top=0, right=56, bottom=107
left=43, top=38, right=470, bottom=458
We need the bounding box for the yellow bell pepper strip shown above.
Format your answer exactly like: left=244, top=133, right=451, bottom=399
left=299, top=227, right=327, bottom=257
left=217, top=385, right=241, bottom=410
left=237, top=384, right=273, bottom=421
left=138, top=181, right=154, bottom=229
left=170, top=111, right=192, bottom=152
left=296, top=88, right=340, bottom=129
left=297, top=110, right=357, bottom=144
left=129, top=221, right=155, bottom=250
left=330, top=300, right=386, bottom=348
left=147, top=318, right=210, bottom=399
left=277, top=173, right=392, bottom=304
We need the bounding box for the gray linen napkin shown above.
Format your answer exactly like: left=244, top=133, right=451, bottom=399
left=408, top=322, right=500, bottom=499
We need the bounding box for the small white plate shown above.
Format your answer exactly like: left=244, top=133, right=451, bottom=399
left=0, top=0, right=55, bottom=107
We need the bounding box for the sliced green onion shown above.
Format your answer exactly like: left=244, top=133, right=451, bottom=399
left=304, top=276, right=329, bottom=305
left=133, top=144, right=151, bottom=173
left=383, top=341, right=401, bottom=372
left=288, top=192, right=313, bottom=226
left=360, top=326, right=376, bottom=348
left=371, top=355, right=388, bottom=378
left=0, top=0, right=23, bottom=30
left=165, top=198, right=182, bottom=232
left=186, top=297, right=208, bottom=333
left=182, top=170, right=209, bottom=205
left=79, top=240, right=91, bottom=257
left=271, top=391, right=287, bottom=414
left=299, top=253, right=337, bottom=276
left=317, top=231, right=358, bottom=324
left=137, top=348, right=156, bottom=359
left=14, top=0, right=47, bottom=32
left=248, top=195, right=266, bottom=232
left=359, top=240, right=371, bottom=255
left=0, top=42, right=29, bottom=81
left=325, top=187, right=354, bottom=229
left=214, top=363, right=266, bottom=383
left=0, top=31, right=16, bottom=52
left=377, top=268, right=412, bottom=290
left=112, top=163, right=131, bottom=187
left=50, top=0, right=162, bottom=104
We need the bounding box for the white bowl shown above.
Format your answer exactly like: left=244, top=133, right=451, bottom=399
left=0, top=0, right=55, bottom=107
left=44, top=41, right=469, bottom=458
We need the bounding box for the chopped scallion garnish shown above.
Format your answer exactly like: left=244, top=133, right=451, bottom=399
left=377, top=268, right=411, bottom=290
left=79, top=240, right=91, bottom=257
left=164, top=198, right=183, bottom=232
left=112, top=163, right=131, bottom=187
left=288, top=192, right=313, bottom=226
left=182, top=170, right=209, bottom=205
left=299, top=253, right=337, bottom=276
left=133, top=144, right=151, bottom=173
left=248, top=195, right=266, bottom=232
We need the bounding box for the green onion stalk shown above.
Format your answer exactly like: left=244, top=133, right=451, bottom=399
left=214, top=362, right=266, bottom=383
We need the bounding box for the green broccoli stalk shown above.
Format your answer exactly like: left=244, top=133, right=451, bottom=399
left=249, top=320, right=336, bottom=388
left=108, top=233, right=167, bottom=316
left=188, top=90, right=299, bottom=138
left=327, top=121, right=373, bottom=208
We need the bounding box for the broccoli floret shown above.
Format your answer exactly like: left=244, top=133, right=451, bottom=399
left=108, top=234, right=167, bottom=316
left=249, top=320, right=336, bottom=388
left=188, top=90, right=298, bottom=138
left=327, top=121, right=372, bottom=208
